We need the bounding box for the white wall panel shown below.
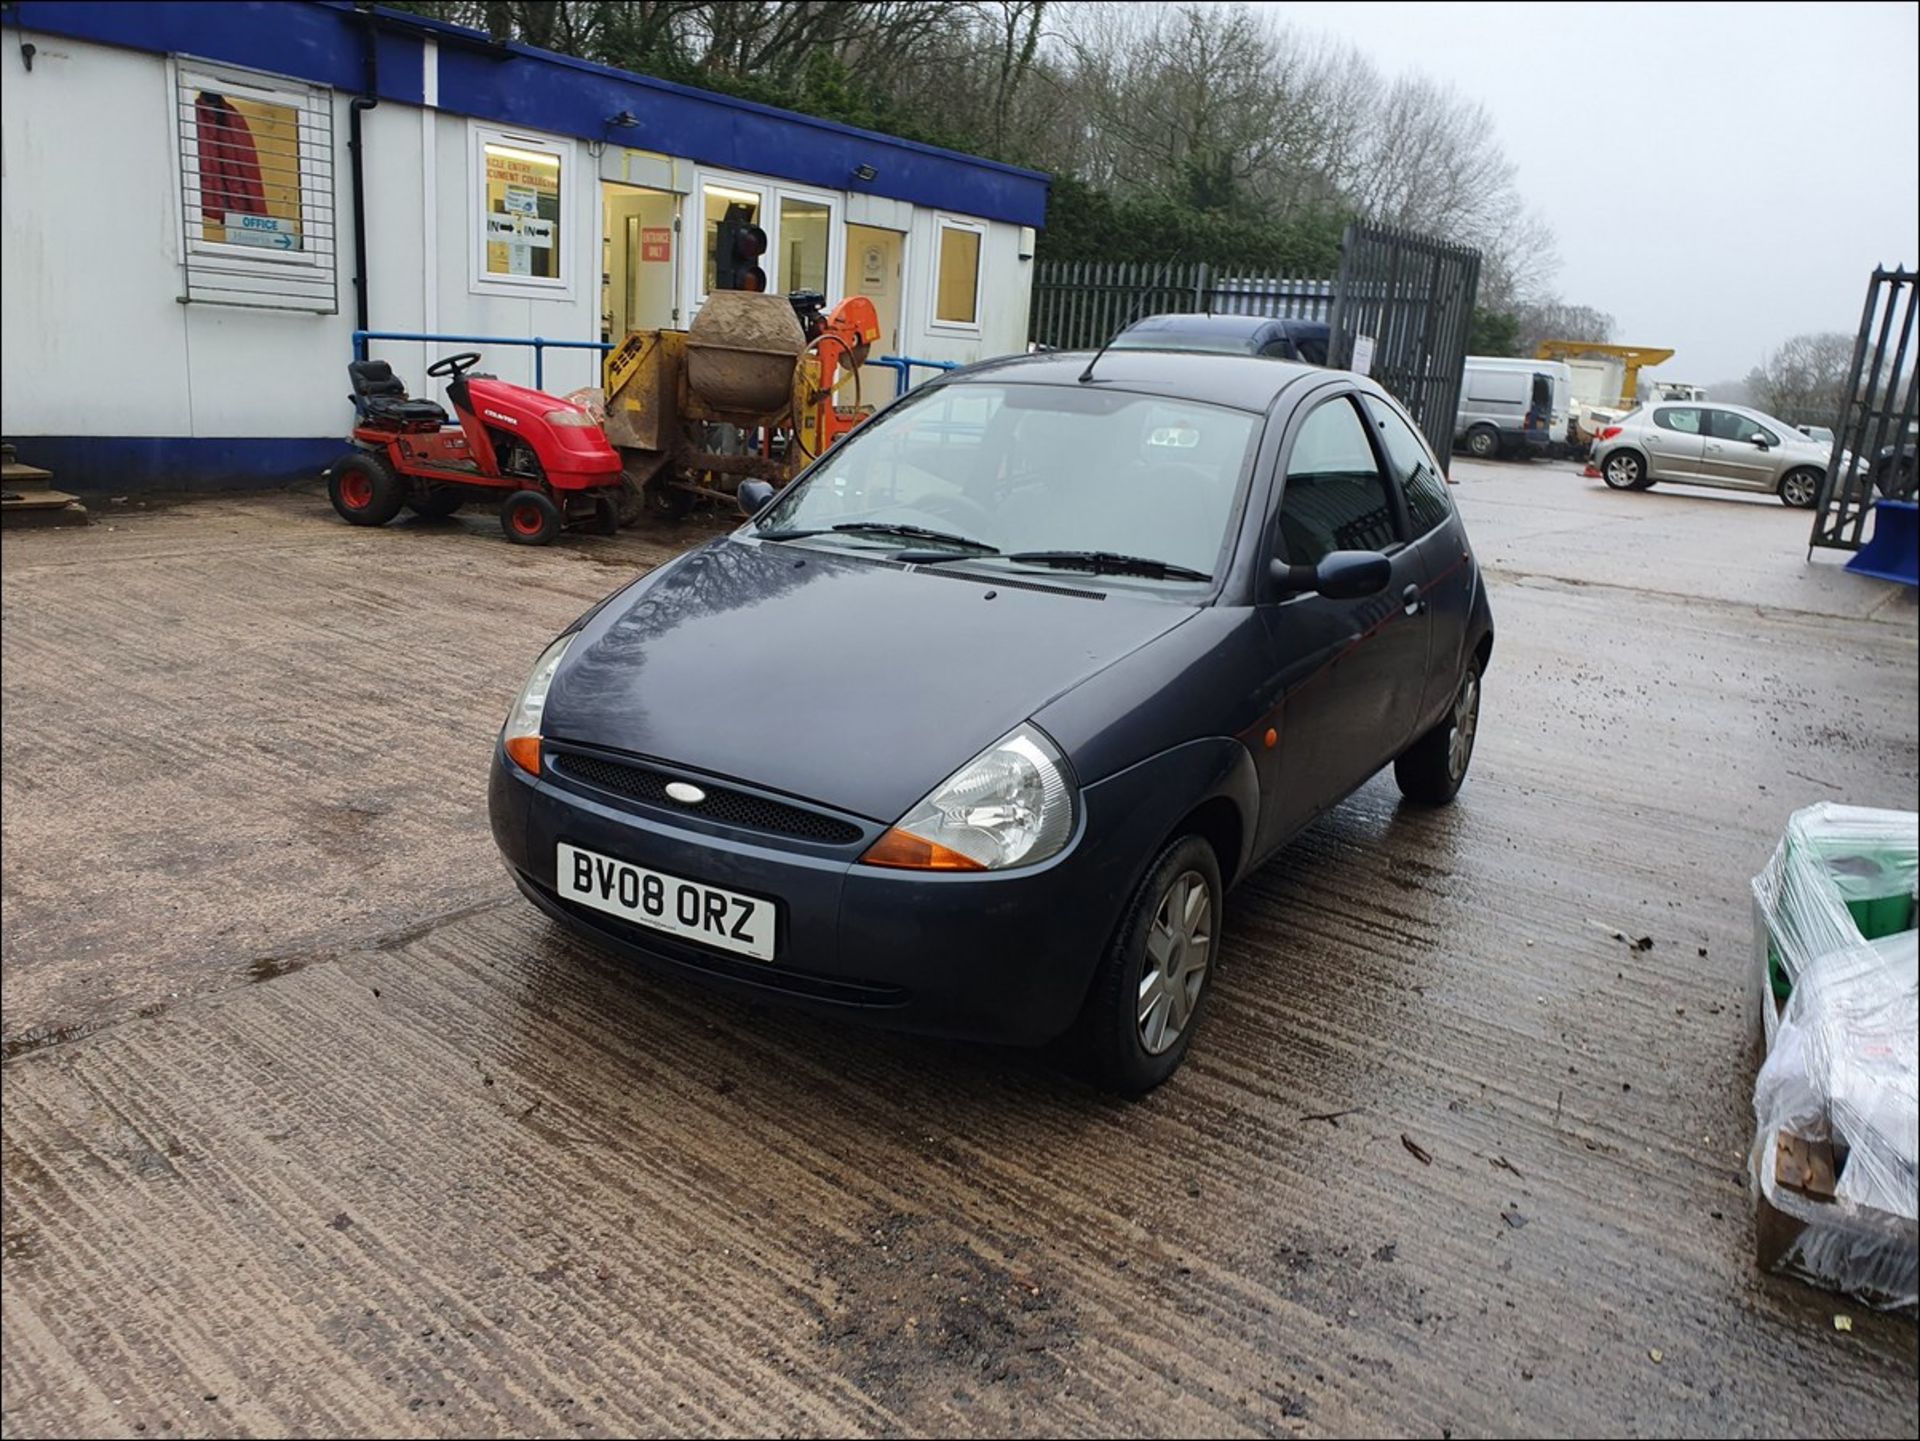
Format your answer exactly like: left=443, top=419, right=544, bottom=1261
left=2, top=35, right=192, bottom=435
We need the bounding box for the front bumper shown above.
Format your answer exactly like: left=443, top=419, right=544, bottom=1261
left=488, top=741, right=1146, bottom=1045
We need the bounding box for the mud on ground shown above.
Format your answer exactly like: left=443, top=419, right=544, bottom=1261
left=2, top=466, right=1915, bottom=1437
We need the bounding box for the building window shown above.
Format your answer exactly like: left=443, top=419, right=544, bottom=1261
left=933, top=218, right=983, bottom=328
left=470, top=124, right=571, bottom=295
left=174, top=60, right=336, bottom=311
left=776, top=194, right=832, bottom=296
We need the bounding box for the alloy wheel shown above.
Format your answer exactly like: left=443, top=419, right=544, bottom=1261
left=1137, top=870, right=1212, bottom=1055
left=1448, top=670, right=1480, bottom=782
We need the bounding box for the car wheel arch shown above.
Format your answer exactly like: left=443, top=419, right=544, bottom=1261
left=1075, top=735, right=1262, bottom=893
left=1175, top=794, right=1247, bottom=891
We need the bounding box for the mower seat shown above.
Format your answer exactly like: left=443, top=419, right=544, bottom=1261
left=348, top=359, right=450, bottom=425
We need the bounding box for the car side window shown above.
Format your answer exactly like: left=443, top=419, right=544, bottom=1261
left=1362, top=396, right=1451, bottom=537
left=1276, top=396, right=1397, bottom=566
left=1653, top=407, right=1702, bottom=435
left=1707, top=410, right=1777, bottom=444
left=1258, top=337, right=1298, bottom=359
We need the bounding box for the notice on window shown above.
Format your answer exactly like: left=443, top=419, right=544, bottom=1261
left=225, top=212, right=299, bottom=251
left=484, top=143, right=561, bottom=278
left=640, top=226, right=671, bottom=263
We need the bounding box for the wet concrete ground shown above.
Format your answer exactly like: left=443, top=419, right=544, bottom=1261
left=3, top=461, right=1916, bottom=1437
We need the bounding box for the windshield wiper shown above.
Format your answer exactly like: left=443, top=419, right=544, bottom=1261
left=997, top=550, right=1213, bottom=582
left=757, top=521, right=998, bottom=554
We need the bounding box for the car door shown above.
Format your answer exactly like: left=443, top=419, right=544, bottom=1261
left=1699, top=408, right=1780, bottom=490
left=1361, top=394, right=1472, bottom=728
left=1642, top=405, right=1707, bottom=480
left=1256, top=392, right=1431, bottom=849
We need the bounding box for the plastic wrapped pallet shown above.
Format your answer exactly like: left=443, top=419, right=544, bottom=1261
left=1750, top=804, right=1918, bottom=1048
left=1748, top=803, right=1918, bottom=1310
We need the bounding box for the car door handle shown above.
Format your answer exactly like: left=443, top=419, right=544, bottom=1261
left=1402, top=583, right=1426, bottom=617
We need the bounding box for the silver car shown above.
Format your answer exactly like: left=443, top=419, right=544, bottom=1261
left=1588, top=402, right=1830, bottom=507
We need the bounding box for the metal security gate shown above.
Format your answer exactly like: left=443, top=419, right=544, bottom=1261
left=1811, top=267, right=1918, bottom=552
left=1027, top=224, right=1480, bottom=468
left=1326, top=223, right=1481, bottom=471
left=1027, top=263, right=1333, bottom=351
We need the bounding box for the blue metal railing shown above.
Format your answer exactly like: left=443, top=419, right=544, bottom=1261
left=353, top=330, right=957, bottom=401
left=351, top=330, right=614, bottom=392
left=872, top=354, right=960, bottom=398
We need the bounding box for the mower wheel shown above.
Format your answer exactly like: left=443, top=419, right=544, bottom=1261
left=500, top=490, right=563, bottom=546
left=645, top=474, right=696, bottom=520
left=328, top=452, right=406, bottom=527
left=406, top=487, right=465, bottom=519
left=589, top=493, right=621, bottom=536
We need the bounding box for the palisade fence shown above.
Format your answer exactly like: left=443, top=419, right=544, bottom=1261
left=1026, top=224, right=1481, bottom=469
left=1028, top=263, right=1335, bottom=351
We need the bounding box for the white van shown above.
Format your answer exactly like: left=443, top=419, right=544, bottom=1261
left=1454, top=356, right=1570, bottom=458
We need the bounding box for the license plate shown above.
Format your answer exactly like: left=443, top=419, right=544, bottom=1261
left=557, top=842, right=775, bottom=961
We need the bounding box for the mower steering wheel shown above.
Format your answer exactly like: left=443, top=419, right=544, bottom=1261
left=427, top=352, right=483, bottom=379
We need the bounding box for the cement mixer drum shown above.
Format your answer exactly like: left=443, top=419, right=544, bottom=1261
left=686, top=291, right=807, bottom=415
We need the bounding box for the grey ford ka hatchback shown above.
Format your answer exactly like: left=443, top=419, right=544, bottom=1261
left=490, top=350, right=1493, bottom=1092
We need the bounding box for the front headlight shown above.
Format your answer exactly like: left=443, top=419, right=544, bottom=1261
left=544, top=408, right=599, bottom=428
left=501, top=633, right=575, bottom=776
left=862, top=723, right=1076, bottom=872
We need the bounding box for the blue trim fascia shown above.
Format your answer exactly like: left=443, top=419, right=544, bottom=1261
left=10, top=0, right=1049, bottom=226
left=9, top=2, right=424, bottom=103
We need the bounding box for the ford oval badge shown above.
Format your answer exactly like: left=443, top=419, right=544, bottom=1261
left=665, top=781, right=706, bottom=806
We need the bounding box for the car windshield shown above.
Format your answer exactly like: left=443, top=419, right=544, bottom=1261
left=755, top=381, right=1260, bottom=584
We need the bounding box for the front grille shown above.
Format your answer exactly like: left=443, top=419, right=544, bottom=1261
left=551, top=751, right=864, bottom=845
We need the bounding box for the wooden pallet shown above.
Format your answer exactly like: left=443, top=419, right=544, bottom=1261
left=1, top=450, right=89, bottom=528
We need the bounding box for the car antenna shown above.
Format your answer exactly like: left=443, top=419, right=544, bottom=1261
left=1079, top=265, right=1174, bottom=384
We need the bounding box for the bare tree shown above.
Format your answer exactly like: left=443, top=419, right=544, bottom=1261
left=1757, top=332, right=1856, bottom=420
left=394, top=0, right=1586, bottom=296
left=1510, top=301, right=1613, bottom=357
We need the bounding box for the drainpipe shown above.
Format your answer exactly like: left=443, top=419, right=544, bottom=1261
left=348, top=11, right=379, bottom=332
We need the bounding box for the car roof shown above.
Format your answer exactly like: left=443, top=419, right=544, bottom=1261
left=1117, top=312, right=1329, bottom=339
left=945, top=349, right=1331, bottom=411
left=1466, top=355, right=1564, bottom=370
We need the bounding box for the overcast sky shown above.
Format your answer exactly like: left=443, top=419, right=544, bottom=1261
left=1258, top=0, right=1920, bottom=382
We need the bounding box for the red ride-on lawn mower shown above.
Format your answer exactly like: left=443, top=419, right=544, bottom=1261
left=327, top=351, right=625, bottom=545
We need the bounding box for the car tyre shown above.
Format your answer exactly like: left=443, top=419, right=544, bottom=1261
left=1601, top=450, right=1647, bottom=490
left=500, top=490, right=563, bottom=545
left=405, top=487, right=464, bottom=519
left=1395, top=658, right=1482, bottom=806
left=1777, top=467, right=1821, bottom=509
left=1080, top=834, right=1223, bottom=1097
left=328, top=451, right=406, bottom=526
left=1465, top=425, right=1500, bottom=460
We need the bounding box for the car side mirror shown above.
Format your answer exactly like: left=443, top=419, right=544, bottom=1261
left=1751, top=434, right=1771, bottom=449
left=1269, top=550, right=1392, bottom=600
left=737, top=479, right=776, bottom=516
